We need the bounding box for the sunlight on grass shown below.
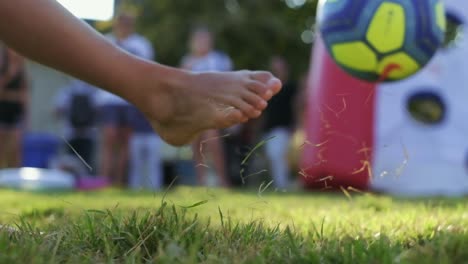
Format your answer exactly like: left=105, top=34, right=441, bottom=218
left=0, top=188, right=467, bottom=263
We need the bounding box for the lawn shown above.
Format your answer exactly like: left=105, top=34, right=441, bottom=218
left=0, top=187, right=467, bottom=263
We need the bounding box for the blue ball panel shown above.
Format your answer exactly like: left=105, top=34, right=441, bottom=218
left=318, top=0, right=445, bottom=82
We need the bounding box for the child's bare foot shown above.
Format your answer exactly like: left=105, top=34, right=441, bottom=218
left=139, top=69, right=282, bottom=146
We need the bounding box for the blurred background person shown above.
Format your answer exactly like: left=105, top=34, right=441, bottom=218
left=261, top=56, right=298, bottom=190
left=54, top=79, right=98, bottom=172
left=95, top=11, right=154, bottom=186
left=181, top=26, right=231, bottom=187
left=128, top=108, right=163, bottom=190
left=0, top=44, right=29, bottom=168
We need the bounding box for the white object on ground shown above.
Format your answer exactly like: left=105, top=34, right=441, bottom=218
left=0, top=168, right=76, bottom=191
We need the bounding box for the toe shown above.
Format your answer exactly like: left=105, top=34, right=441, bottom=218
left=230, top=97, right=261, bottom=119
left=249, top=71, right=282, bottom=98
left=222, top=109, right=245, bottom=128
left=249, top=71, right=274, bottom=83
left=267, top=78, right=283, bottom=95
left=242, top=91, right=268, bottom=111
left=247, top=80, right=267, bottom=94
left=247, top=81, right=271, bottom=101
left=211, top=98, right=246, bottom=128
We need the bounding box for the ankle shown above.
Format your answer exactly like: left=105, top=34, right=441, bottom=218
left=131, top=62, right=192, bottom=118
left=121, top=60, right=168, bottom=108
left=156, top=65, right=191, bottom=96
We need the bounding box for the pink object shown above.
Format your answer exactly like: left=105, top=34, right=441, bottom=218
left=300, top=35, right=376, bottom=191
left=76, top=176, right=110, bottom=190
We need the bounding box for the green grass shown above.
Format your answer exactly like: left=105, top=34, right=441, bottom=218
left=0, top=187, right=467, bottom=263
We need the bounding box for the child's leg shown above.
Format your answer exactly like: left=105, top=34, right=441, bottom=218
left=7, top=128, right=22, bottom=167
left=265, top=128, right=291, bottom=189
left=0, top=128, right=8, bottom=168
left=192, top=136, right=207, bottom=186
left=100, top=125, right=117, bottom=182
left=203, top=130, right=229, bottom=187
left=146, top=135, right=163, bottom=190
left=98, top=105, right=117, bottom=181
left=129, top=134, right=144, bottom=190
left=115, top=126, right=131, bottom=186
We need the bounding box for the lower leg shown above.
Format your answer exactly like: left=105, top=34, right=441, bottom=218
left=69, top=137, right=95, bottom=170
left=0, top=129, right=8, bottom=168
left=270, top=155, right=289, bottom=189
left=265, top=129, right=291, bottom=189
left=128, top=135, right=142, bottom=189
left=192, top=137, right=207, bottom=186
left=205, top=130, right=229, bottom=187
left=7, top=129, right=22, bottom=167
left=115, top=127, right=131, bottom=187
left=147, top=135, right=163, bottom=190
left=99, top=126, right=117, bottom=182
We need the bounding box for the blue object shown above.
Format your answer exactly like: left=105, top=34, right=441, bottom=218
left=22, top=133, right=60, bottom=168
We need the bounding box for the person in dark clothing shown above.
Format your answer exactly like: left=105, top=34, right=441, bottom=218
left=262, top=56, right=297, bottom=189
left=263, top=82, right=297, bottom=134
left=0, top=44, right=29, bottom=168
left=54, top=79, right=98, bottom=170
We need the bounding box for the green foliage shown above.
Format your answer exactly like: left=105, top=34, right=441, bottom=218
left=131, top=0, right=318, bottom=78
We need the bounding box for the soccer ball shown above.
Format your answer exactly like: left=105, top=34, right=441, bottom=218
left=318, top=0, right=446, bottom=82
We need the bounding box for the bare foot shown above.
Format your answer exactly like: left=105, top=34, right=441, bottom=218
left=140, top=69, right=282, bottom=146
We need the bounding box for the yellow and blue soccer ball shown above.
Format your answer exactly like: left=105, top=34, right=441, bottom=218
left=318, top=0, right=446, bottom=82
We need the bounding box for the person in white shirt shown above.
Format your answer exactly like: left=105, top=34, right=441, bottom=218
left=95, top=12, right=154, bottom=186
left=181, top=27, right=232, bottom=187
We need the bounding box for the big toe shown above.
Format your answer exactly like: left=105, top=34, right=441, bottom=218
left=250, top=71, right=274, bottom=83
left=250, top=71, right=282, bottom=97
left=268, top=78, right=282, bottom=95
